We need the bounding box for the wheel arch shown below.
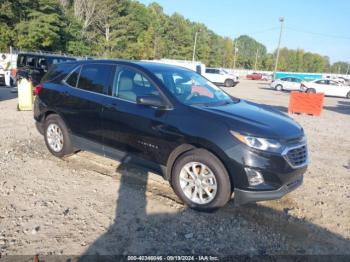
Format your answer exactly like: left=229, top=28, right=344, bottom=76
left=39, top=109, right=72, bottom=133
left=165, top=142, right=235, bottom=191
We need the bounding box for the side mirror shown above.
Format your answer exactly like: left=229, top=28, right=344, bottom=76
left=137, top=95, right=166, bottom=109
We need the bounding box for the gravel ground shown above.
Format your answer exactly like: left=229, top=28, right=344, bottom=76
left=0, top=80, right=349, bottom=257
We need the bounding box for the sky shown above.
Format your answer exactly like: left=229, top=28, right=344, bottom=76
left=138, top=0, right=350, bottom=63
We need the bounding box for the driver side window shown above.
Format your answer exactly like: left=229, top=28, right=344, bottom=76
left=113, top=67, right=160, bottom=102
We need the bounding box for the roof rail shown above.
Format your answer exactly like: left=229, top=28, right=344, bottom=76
left=16, top=49, right=76, bottom=58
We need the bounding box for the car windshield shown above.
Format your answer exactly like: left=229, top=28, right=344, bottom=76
left=153, top=67, right=237, bottom=106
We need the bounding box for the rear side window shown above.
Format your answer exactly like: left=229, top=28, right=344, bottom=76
left=26, top=56, right=37, bottom=68
left=48, top=57, right=76, bottom=66
left=66, top=66, right=81, bottom=87
left=38, top=57, right=48, bottom=69
left=17, top=55, right=26, bottom=67
left=77, top=64, right=114, bottom=94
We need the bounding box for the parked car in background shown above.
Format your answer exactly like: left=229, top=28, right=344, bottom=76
left=16, top=52, right=76, bottom=86
left=0, top=54, right=16, bottom=87
left=271, top=77, right=303, bottom=91
left=204, top=68, right=238, bottom=87
left=324, top=75, right=346, bottom=85
left=0, top=66, right=5, bottom=86
left=149, top=59, right=206, bottom=75
left=262, top=73, right=273, bottom=81
left=34, top=60, right=308, bottom=211
left=301, top=79, right=350, bottom=99
left=246, top=72, right=262, bottom=80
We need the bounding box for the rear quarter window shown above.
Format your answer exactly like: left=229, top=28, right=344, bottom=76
left=41, top=63, right=77, bottom=83
left=77, top=64, right=114, bottom=94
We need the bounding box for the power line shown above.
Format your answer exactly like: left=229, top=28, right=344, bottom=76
left=286, top=27, right=350, bottom=40
left=238, top=27, right=279, bottom=37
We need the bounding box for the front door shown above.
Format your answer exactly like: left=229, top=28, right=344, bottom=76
left=101, top=66, right=175, bottom=164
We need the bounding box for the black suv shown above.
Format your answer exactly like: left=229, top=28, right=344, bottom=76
left=34, top=60, right=308, bottom=211
left=16, top=52, right=76, bottom=86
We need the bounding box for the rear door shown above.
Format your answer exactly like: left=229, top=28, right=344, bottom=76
left=313, top=80, right=328, bottom=93
left=58, top=63, right=115, bottom=145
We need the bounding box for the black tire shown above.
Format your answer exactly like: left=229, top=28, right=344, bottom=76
left=171, top=148, right=231, bottom=211
left=347, top=92, right=350, bottom=99
left=306, top=88, right=316, bottom=94
left=275, top=84, right=283, bottom=91
left=224, top=79, right=234, bottom=87
left=44, top=114, right=74, bottom=158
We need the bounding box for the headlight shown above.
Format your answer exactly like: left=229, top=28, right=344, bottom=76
left=231, top=131, right=282, bottom=152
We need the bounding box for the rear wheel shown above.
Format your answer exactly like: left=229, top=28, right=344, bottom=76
left=171, top=148, right=231, bottom=211
left=44, top=114, right=73, bottom=158
left=275, top=84, right=283, bottom=91
left=224, top=79, right=234, bottom=87
left=347, top=92, right=350, bottom=99
left=306, top=88, right=316, bottom=94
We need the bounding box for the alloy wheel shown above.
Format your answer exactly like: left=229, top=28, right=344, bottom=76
left=179, top=162, right=218, bottom=204
left=46, top=123, right=64, bottom=152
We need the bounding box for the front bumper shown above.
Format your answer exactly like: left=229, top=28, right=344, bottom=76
left=234, top=175, right=303, bottom=206
left=223, top=140, right=308, bottom=205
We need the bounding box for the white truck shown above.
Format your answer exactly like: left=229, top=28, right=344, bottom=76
left=0, top=53, right=17, bottom=87
left=203, top=68, right=239, bottom=87
left=146, top=59, right=238, bottom=87
left=147, top=59, right=206, bottom=75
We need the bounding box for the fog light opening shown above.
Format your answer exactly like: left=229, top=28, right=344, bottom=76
left=245, top=168, right=264, bottom=186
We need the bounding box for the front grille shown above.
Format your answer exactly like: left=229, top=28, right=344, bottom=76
left=285, top=144, right=308, bottom=168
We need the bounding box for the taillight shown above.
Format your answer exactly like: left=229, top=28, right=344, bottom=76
left=34, top=84, right=42, bottom=95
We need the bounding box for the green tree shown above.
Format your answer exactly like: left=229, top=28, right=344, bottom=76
left=235, top=35, right=267, bottom=69
left=15, top=0, right=65, bottom=51
left=331, top=61, right=349, bottom=74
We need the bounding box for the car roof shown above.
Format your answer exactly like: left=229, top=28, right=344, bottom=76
left=68, top=59, right=195, bottom=72
left=18, top=52, right=76, bottom=59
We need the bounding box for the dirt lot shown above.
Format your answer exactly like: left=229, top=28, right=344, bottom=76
left=0, top=80, right=349, bottom=257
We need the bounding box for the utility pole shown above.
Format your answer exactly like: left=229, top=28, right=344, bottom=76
left=273, top=17, right=284, bottom=79
left=254, top=48, right=259, bottom=71
left=192, top=31, right=199, bottom=62
left=233, top=38, right=238, bottom=69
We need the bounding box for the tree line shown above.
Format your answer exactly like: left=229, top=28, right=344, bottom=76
left=0, top=0, right=348, bottom=74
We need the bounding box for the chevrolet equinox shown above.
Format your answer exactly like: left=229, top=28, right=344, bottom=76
left=34, top=60, right=308, bottom=211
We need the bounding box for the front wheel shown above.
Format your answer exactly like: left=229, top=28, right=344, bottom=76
left=275, top=84, right=283, bottom=91
left=306, top=88, right=316, bottom=94
left=224, top=79, right=234, bottom=87
left=347, top=92, right=350, bottom=99
left=171, top=149, right=231, bottom=211
left=44, top=114, right=74, bottom=158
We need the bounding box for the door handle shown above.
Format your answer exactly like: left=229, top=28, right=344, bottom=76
left=105, top=103, right=118, bottom=109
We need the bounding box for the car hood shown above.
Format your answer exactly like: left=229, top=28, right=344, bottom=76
left=199, top=100, right=303, bottom=141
